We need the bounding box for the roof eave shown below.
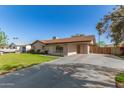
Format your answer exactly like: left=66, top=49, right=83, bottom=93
left=45, top=40, right=92, bottom=45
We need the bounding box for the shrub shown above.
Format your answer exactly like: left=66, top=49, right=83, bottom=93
left=44, top=50, right=48, bottom=54
left=28, top=49, right=35, bottom=53
left=115, top=73, right=124, bottom=83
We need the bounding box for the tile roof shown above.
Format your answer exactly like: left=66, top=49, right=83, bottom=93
left=40, top=35, right=95, bottom=44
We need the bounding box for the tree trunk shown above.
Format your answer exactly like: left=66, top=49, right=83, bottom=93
left=99, top=33, right=101, bottom=47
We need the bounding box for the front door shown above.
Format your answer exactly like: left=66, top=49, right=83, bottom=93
left=77, top=45, right=80, bottom=54
left=22, top=47, right=26, bottom=53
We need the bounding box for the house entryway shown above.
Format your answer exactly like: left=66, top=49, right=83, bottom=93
left=77, top=45, right=81, bottom=54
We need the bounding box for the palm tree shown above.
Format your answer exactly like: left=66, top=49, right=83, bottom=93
left=96, top=22, right=104, bottom=47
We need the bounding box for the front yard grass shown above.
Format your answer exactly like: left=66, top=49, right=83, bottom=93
left=0, top=53, right=57, bottom=74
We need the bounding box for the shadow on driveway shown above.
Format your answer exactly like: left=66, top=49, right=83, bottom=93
left=0, top=64, right=119, bottom=88
left=103, top=54, right=123, bottom=60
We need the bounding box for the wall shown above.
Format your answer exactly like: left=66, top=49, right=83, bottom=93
left=18, top=45, right=31, bottom=52
left=32, top=41, right=45, bottom=52
left=26, top=45, right=31, bottom=51
left=32, top=41, right=91, bottom=56
left=81, top=44, right=85, bottom=54
left=47, top=45, right=55, bottom=55
left=47, top=44, right=67, bottom=56
left=47, top=43, right=90, bottom=56
left=16, top=46, right=20, bottom=50
left=67, top=43, right=77, bottom=56
left=90, top=40, right=94, bottom=44
left=78, top=42, right=90, bottom=54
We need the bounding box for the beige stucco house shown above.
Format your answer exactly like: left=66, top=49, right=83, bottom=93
left=31, top=35, right=96, bottom=56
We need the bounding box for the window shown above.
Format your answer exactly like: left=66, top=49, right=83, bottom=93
left=42, top=46, right=45, bottom=50
left=22, top=47, right=26, bottom=52
left=56, top=46, right=63, bottom=53
left=13, top=46, right=16, bottom=49
left=32, top=46, right=35, bottom=49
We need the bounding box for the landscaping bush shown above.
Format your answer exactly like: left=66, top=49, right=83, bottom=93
left=41, top=50, right=48, bottom=55
left=115, top=73, right=124, bottom=83
left=28, top=49, right=35, bottom=53
left=44, top=50, right=48, bottom=54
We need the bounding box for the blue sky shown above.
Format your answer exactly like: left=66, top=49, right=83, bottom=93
left=0, top=5, right=114, bottom=44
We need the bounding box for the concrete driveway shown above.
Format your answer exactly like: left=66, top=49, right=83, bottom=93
left=0, top=54, right=124, bottom=88
left=50, top=54, right=124, bottom=70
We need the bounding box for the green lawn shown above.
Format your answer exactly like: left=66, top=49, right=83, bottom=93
left=0, top=53, right=57, bottom=73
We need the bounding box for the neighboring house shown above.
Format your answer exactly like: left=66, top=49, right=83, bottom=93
left=9, top=43, right=20, bottom=50
left=9, top=43, right=31, bottom=52
left=119, top=41, right=124, bottom=47
left=31, top=35, right=96, bottom=56
left=105, top=41, right=124, bottom=47
left=105, top=44, right=115, bottom=47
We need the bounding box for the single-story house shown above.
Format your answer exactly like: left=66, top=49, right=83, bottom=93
left=9, top=43, right=31, bottom=53
left=105, top=41, right=124, bottom=47
left=31, top=35, right=96, bottom=56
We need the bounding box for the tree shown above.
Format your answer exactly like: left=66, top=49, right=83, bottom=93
left=96, top=22, right=104, bottom=46
left=97, top=41, right=106, bottom=47
left=96, top=5, right=124, bottom=46
left=0, top=29, right=8, bottom=48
